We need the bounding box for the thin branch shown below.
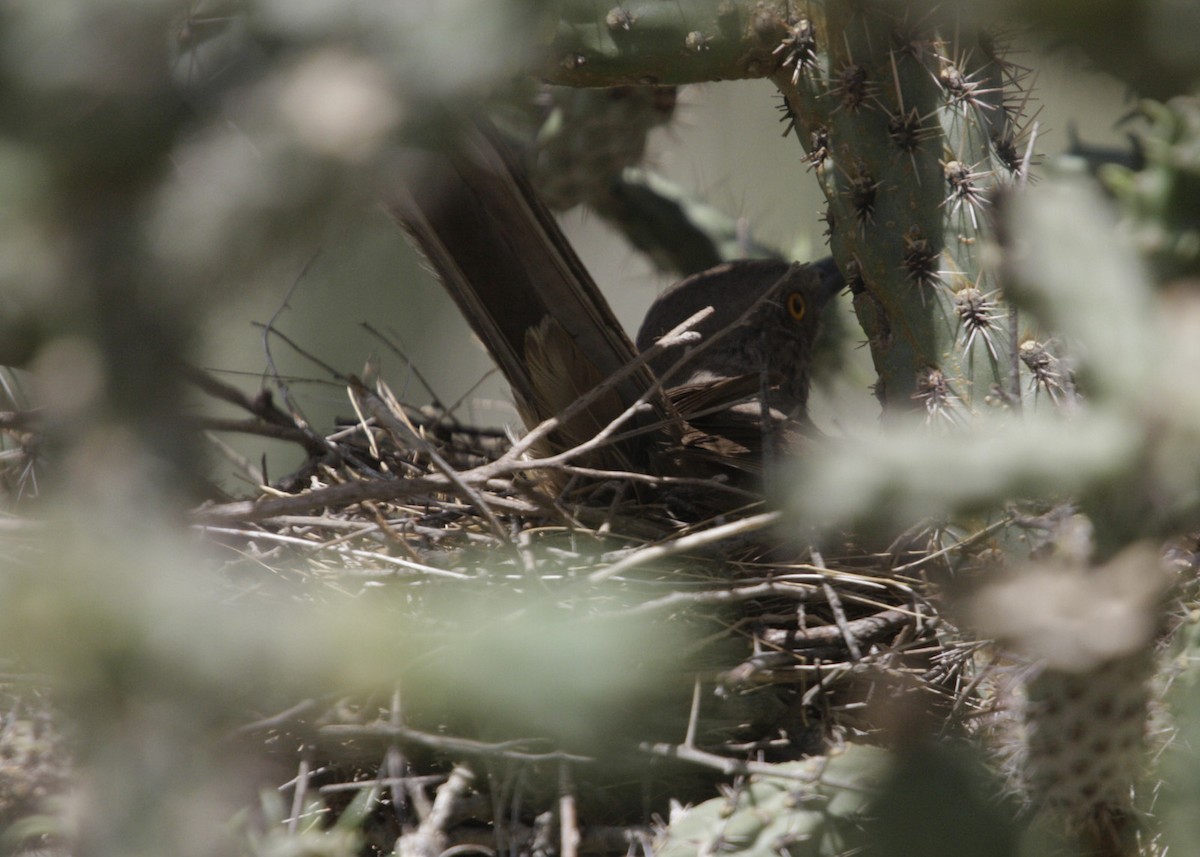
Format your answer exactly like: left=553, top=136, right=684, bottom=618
left=350, top=376, right=513, bottom=546
left=319, top=723, right=592, bottom=764
left=814, top=549, right=861, bottom=661
left=588, top=511, right=781, bottom=583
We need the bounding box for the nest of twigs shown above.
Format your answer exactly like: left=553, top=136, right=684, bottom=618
left=0, top=364, right=987, bottom=856
left=172, top=365, right=983, bottom=855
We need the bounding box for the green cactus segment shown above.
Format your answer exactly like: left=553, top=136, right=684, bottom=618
left=969, top=545, right=1172, bottom=848
left=773, top=2, right=1030, bottom=414
left=536, top=1, right=1041, bottom=415
left=654, top=745, right=890, bottom=857
left=1101, top=97, right=1200, bottom=282
left=1020, top=651, right=1154, bottom=853
left=540, top=1, right=792, bottom=86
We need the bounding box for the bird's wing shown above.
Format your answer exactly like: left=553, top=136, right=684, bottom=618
left=386, top=117, right=673, bottom=474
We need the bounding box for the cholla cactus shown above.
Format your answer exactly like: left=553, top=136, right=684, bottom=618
left=544, top=0, right=1045, bottom=416
left=531, top=85, right=676, bottom=212
left=654, top=745, right=889, bottom=857
left=969, top=543, right=1173, bottom=852
left=770, top=4, right=1039, bottom=413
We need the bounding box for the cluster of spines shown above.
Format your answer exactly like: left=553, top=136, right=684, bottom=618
left=953, top=281, right=1002, bottom=361
left=543, top=1, right=1048, bottom=413
left=901, top=225, right=940, bottom=298
left=1019, top=339, right=1077, bottom=405
left=773, top=16, right=819, bottom=85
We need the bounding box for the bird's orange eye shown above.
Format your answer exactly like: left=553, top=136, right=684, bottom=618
left=787, top=291, right=806, bottom=320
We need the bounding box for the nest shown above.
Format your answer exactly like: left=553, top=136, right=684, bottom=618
left=177, top=366, right=983, bottom=855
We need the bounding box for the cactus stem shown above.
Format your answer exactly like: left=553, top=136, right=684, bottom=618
left=1019, top=340, right=1076, bottom=406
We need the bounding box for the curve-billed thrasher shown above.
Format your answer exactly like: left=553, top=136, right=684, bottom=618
left=391, top=118, right=841, bottom=480
left=637, top=257, right=841, bottom=421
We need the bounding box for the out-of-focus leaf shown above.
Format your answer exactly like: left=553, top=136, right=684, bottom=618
left=787, top=410, right=1138, bottom=535
left=1004, top=177, right=1157, bottom=404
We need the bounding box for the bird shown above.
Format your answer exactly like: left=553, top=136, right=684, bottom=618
left=636, top=257, right=841, bottom=422
left=389, top=117, right=841, bottom=489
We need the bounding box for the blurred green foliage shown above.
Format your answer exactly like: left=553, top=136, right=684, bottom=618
left=1103, top=97, right=1200, bottom=281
